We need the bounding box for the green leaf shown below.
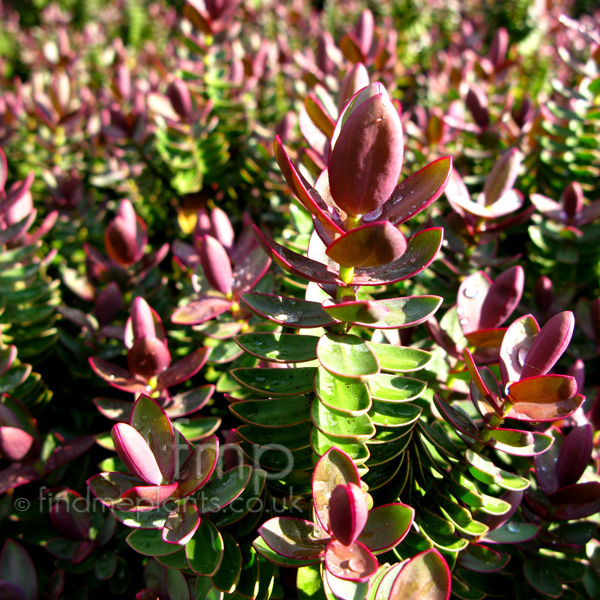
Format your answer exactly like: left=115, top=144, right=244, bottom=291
left=242, top=293, right=336, bottom=328
left=253, top=536, right=320, bottom=568
left=126, top=527, right=180, bottom=556
left=487, top=429, right=554, bottom=456
left=311, top=428, right=370, bottom=464
left=231, top=367, right=316, bottom=396
left=366, top=433, right=412, bottom=466
left=325, top=570, right=370, bottom=600
left=229, top=395, right=311, bottom=428
left=322, top=299, right=390, bottom=324
left=211, top=532, right=242, bottom=593
left=298, top=564, right=327, bottom=600
left=465, top=450, right=530, bottom=491
left=259, top=517, right=329, bottom=560
left=237, top=422, right=312, bottom=450
left=174, top=417, right=221, bottom=442
left=314, top=366, right=372, bottom=416
left=367, top=344, right=432, bottom=372
left=195, top=465, right=253, bottom=513
left=311, top=399, right=375, bottom=441
left=235, top=332, right=318, bottom=363
left=317, top=333, right=379, bottom=378
left=211, top=468, right=267, bottom=527
left=368, top=374, right=426, bottom=402
left=483, top=521, right=539, bottom=544
left=359, top=296, right=443, bottom=329
left=186, top=518, right=224, bottom=576
left=524, top=558, right=563, bottom=598
left=368, top=401, right=422, bottom=428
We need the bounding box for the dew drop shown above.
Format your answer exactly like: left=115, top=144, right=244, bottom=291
left=160, top=444, right=167, bottom=451
left=463, top=286, right=482, bottom=299
left=409, top=190, right=415, bottom=195
left=460, top=318, right=469, bottom=325
left=507, top=522, right=519, bottom=533
left=141, top=415, right=148, bottom=421
left=517, top=346, right=528, bottom=367
left=349, top=557, right=366, bottom=572
left=255, top=376, right=266, bottom=382
left=109, top=374, right=115, bottom=380
left=409, top=257, right=416, bottom=263
left=145, top=385, right=152, bottom=392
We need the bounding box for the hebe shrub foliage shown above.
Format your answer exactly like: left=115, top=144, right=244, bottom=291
left=1, top=0, right=600, bottom=598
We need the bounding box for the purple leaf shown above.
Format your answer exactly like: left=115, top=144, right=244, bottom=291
left=253, top=226, right=342, bottom=286
left=519, top=312, right=575, bottom=380
left=0, top=463, right=41, bottom=495
left=274, top=136, right=343, bottom=235
left=483, top=148, right=523, bottom=206
left=0, top=540, right=37, bottom=600
left=499, top=315, right=540, bottom=384
left=157, top=348, right=209, bottom=390
left=130, top=395, right=177, bottom=482
left=322, top=299, right=390, bottom=324
left=325, top=221, right=407, bottom=268
left=176, top=435, right=219, bottom=497
left=0, top=427, right=35, bottom=461
left=94, top=282, right=123, bottom=327
left=127, top=337, right=171, bottom=378
left=231, top=245, right=271, bottom=293
left=433, top=394, right=480, bottom=440
left=120, top=482, right=179, bottom=510
left=547, top=482, right=600, bottom=520
left=50, top=490, right=91, bottom=541
left=324, top=540, right=378, bottom=582
left=164, top=385, right=214, bottom=418
left=88, top=357, right=148, bottom=394
left=112, top=423, right=164, bottom=485
left=130, top=297, right=157, bottom=341
left=328, top=91, right=403, bottom=217
left=352, top=227, right=443, bottom=286
left=313, top=448, right=360, bottom=533
left=162, top=503, right=201, bottom=545
left=506, top=376, right=581, bottom=421
left=380, top=156, right=453, bottom=225
left=210, top=206, right=235, bottom=253
left=171, top=298, right=233, bottom=325
left=390, top=548, right=451, bottom=600
left=104, top=199, right=146, bottom=267
left=305, top=94, right=335, bottom=138
left=329, top=483, right=369, bottom=546
left=259, top=517, right=330, bottom=560
left=478, top=266, right=524, bottom=329
left=457, top=271, right=491, bottom=334
left=0, top=147, right=6, bottom=192
left=45, top=435, right=95, bottom=474
left=556, top=425, right=593, bottom=488
left=87, top=472, right=145, bottom=504
left=200, top=235, right=233, bottom=296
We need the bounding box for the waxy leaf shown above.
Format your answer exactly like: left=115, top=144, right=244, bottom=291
left=274, top=136, right=343, bottom=235
left=433, top=395, right=479, bottom=440
left=518, top=312, right=575, bottom=380
left=389, top=549, right=451, bottom=600
left=381, top=156, right=453, bottom=225
left=457, top=271, right=491, bottom=334
left=237, top=422, right=312, bottom=451
left=200, top=235, right=233, bottom=296
left=235, top=332, right=318, bottom=363
left=231, top=367, right=315, bottom=396
left=313, top=447, right=360, bottom=533
left=162, top=503, right=201, bottom=545
left=358, top=504, right=414, bottom=553
left=0, top=540, right=37, bottom=600
left=229, top=395, right=311, bottom=428
left=458, top=544, right=510, bottom=573
left=329, top=483, right=369, bottom=546
left=165, top=385, right=214, bottom=418
left=253, top=537, right=321, bottom=568
left=499, top=315, right=539, bottom=384
left=186, top=518, right=224, bottom=576
left=195, top=465, right=252, bottom=513
left=478, top=266, right=524, bottom=330
left=88, top=357, right=147, bottom=394
left=325, top=540, right=378, bottom=582
left=311, top=399, right=375, bottom=441
left=130, top=395, right=176, bottom=481
left=242, top=293, right=337, bottom=328
left=506, top=375, right=581, bottom=421
left=127, top=337, right=171, bottom=378
left=176, top=435, right=219, bottom=497
left=367, top=344, right=432, bottom=372
left=317, top=333, right=379, bottom=378
left=352, top=228, right=443, bottom=286
left=326, top=222, right=408, bottom=268
left=556, top=424, right=593, bottom=489
left=126, top=528, right=181, bottom=556
left=112, top=423, right=164, bottom=486
left=311, top=429, right=370, bottom=464
left=356, top=296, right=442, bottom=329
left=259, top=517, right=329, bottom=560
left=314, top=367, right=372, bottom=416
left=253, top=226, right=342, bottom=286
left=157, top=348, right=209, bottom=389
left=487, top=428, right=554, bottom=456
left=171, top=298, right=233, bottom=325
left=329, top=90, right=403, bottom=217
left=322, top=299, right=390, bottom=324
left=369, top=401, right=422, bottom=428
left=368, top=374, right=426, bottom=402
left=211, top=532, right=242, bottom=593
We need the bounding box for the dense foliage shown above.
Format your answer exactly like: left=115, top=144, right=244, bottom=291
left=1, top=0, right=600, bottom=598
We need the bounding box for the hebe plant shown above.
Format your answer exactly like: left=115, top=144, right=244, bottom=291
left=2, top=2, right=600, bottom=599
